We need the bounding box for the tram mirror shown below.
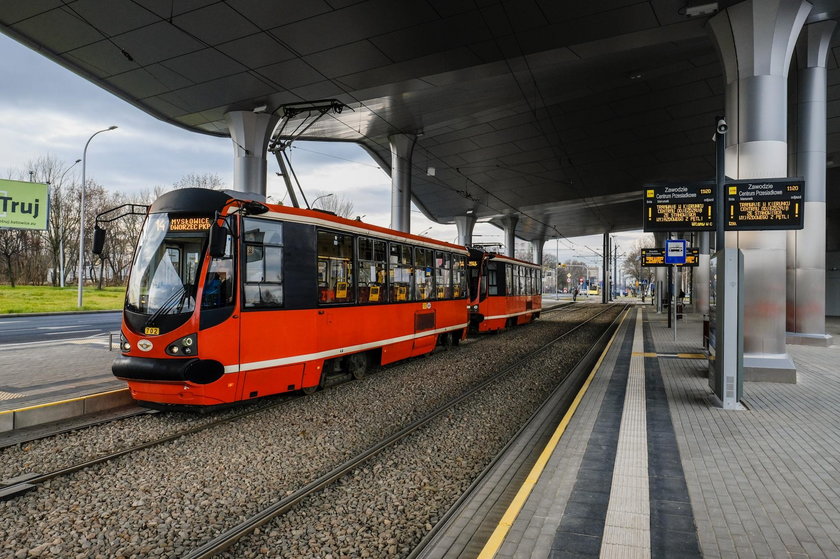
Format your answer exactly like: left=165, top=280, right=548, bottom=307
left=92, top=225, right=106, bottom=255
left=209, top=222, right=228, bottom=258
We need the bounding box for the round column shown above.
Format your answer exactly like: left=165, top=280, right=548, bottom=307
left=709, top=0, right=811, bottom=381
left=503, top=215, right=519, bottom=258
left=225, top=111, right=279, bottom=195
left=787, top=21, right=836, bottom=346
left=389, top=134, right=416, bottom=232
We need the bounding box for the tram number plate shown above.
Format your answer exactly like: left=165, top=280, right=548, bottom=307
left=144, top=327, right=160, bottom=335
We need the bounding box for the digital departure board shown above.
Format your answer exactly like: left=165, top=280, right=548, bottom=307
left=643, top=183, right=715, bottom=232
left=169, top=217, right=212, bottom=232
left=724, top=179, right=804, bottom=230
left=641, top=247, right=700, bottom=267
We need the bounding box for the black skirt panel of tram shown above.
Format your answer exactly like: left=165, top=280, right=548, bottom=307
left=281, top=223, right=318, bottom=310
left=113, top=356, right=225, bottom=385
left=200, top=305, right=234, bottom=330
left=124, top=309, right=191, bottom=336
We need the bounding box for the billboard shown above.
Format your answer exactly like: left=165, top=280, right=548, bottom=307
left=0, top=179, right=50, bottom=231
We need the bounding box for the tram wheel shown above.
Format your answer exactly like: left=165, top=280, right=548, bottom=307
left=348, top=353, right=368, bottom=380
left=302, top=370, right=325, bottom=395
left=440, top=332, right=453, bottom=350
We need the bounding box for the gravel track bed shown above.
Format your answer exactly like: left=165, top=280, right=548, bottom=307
left=0, top=305, right=579, bottom=482
left=0, top=305, right=610, bottom=558
left=223, top=306, right=623, bottom=558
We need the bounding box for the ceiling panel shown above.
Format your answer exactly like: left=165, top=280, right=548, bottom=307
left=2, top=0, right=839, bottom=242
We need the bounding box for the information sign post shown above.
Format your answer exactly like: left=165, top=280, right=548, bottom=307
left=665, top=239, right=686, bottom=341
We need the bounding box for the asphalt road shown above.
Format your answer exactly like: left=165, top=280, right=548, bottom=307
left=0, top=312, right=122, bottom=345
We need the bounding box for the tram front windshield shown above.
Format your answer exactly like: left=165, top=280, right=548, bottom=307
left=125, top=214, right=209, bottom=317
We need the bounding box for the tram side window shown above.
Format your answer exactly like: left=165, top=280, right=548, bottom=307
left=526, top=268, right=532, bottom=295
left=453, top=255, right=467, bottom=298
left=317, top=231, right=354, bottom=304
left=504, top=264, right=512, bottom=296
left=487, top=262, right=499, bottom=296
left=435, top=252, right=451, bottom=299
left=243, top=219, right=284, bottom=308
left=358, top=237, right=387, bottom=304
left=390, top=243, right=413, bottom=302
left=202, top=230, right=235, bottom=309
left=415, top=247, right=433, bottom=300
left=518, top=266, right=525, bottom=295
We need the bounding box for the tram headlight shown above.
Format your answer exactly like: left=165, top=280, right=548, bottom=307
left=120, top=332, right=131, bottom=352
left=166, top=333, right=198, bottom=356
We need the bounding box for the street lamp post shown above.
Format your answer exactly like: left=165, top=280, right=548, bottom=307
left=58, top=158, right=81, bottom=288
left=311, top=193, right=334, bottom=209
left=78, top=126, right=117, bottom=308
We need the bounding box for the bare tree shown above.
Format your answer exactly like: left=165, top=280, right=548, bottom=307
left=172, top=173, right=226, bottom=191
left=311, top=190, right=354, bottom=218
left=0, top=230, right=26, bottom=287
left=622, top=235, right=655, bottom=291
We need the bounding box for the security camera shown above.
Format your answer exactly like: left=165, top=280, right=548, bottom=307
left=716, top=118, right=728, bottom=135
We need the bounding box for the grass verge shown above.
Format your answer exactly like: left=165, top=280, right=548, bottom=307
left=0, top=285, right=125, bottom=314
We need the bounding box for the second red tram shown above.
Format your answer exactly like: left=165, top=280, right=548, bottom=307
left=467, top=247, right=542, bottom=333
left=109, top=188, right=470, bottom=407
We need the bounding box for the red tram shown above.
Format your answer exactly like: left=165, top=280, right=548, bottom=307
left=108, top=188, right=470, bottom=407
left=467, top=248, right=542, bottom=333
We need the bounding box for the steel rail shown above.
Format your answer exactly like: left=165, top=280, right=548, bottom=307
left=184, top=303, right=625, bottom=559
left=0, top=300, right=582, bottom=501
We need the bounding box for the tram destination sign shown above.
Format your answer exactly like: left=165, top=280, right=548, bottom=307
left=724, top=178, right=804, bottom=231
left=641, top=247, right=700, bottom=267
left=643, top=183, right=715, bottom=232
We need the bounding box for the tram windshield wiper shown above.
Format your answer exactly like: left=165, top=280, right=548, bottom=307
left=145, top=285, right=186, bottom=327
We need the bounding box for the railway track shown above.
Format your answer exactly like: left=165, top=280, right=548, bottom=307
left=0, top=301, right=582, bottom=502
left=184, top=303, right=627, bottom=558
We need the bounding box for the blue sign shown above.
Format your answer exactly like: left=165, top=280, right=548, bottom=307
left=665, top=239, right=687, bottom=265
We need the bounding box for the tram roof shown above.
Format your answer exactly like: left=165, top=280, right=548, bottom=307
left=2, top=1, right=839, bottom=242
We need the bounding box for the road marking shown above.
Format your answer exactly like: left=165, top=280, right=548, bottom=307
left=44, top=329, right=100, bottom=336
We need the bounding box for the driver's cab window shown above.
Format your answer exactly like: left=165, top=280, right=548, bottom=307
left=202, top=229, right=235, bottom=309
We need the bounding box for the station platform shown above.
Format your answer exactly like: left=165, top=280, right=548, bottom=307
left=0, top=331, right=131, bottom=433
left=448, top=306, right=840, bottom=558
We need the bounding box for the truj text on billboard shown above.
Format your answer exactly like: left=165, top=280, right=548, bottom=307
left=0, top=179, right=50, bottom=231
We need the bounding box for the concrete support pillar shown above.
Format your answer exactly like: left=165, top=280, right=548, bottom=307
left=602, top=233, right=609, bottom=304
left=454, top=214, right=477, bottom=246
left=225, top=111, right=279, bottom=195
left=531, top=238, right=545, bottom=266
left=787, top=21, right=836, bottom=346
left=693, top=232, right=711, bottom=316
left=654, top=233, right=667, bottom=313
left=709, top=0, right=811, bottom=381
left=389, top=134, right=416, bottom=232
left=503, top=215, right=519, bottom=258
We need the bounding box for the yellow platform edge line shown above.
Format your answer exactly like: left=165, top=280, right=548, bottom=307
left=477, top=308, right=631, bottom=559
left=0, top=387, right=129, bottom=416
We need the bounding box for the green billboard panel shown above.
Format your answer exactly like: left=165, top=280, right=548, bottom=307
left=0, top=179, right=50, bottom=231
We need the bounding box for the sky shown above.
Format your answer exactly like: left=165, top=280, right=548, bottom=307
left=0, top=32, right=645, bottom=268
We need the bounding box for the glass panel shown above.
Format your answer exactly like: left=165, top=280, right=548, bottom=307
left=435, top=252, right=451, bottom=299
left=389, top=243, right=413, bottom=302
left=243, top=218, right=284, bottom=309
left=244, top=219, right=282, bottom=244
left=202, top=230, right=235, bottom=309
left=126, top=213, right=208, bottom=316
left=359, top=238, right=387, bottom=303
left=318, top=231, right=354, bottom=304
left=453, top=256, right=466, bottom=298
left=488, top=261, right=498, bottom=296
left=415, top=247, right=432, bottom=300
